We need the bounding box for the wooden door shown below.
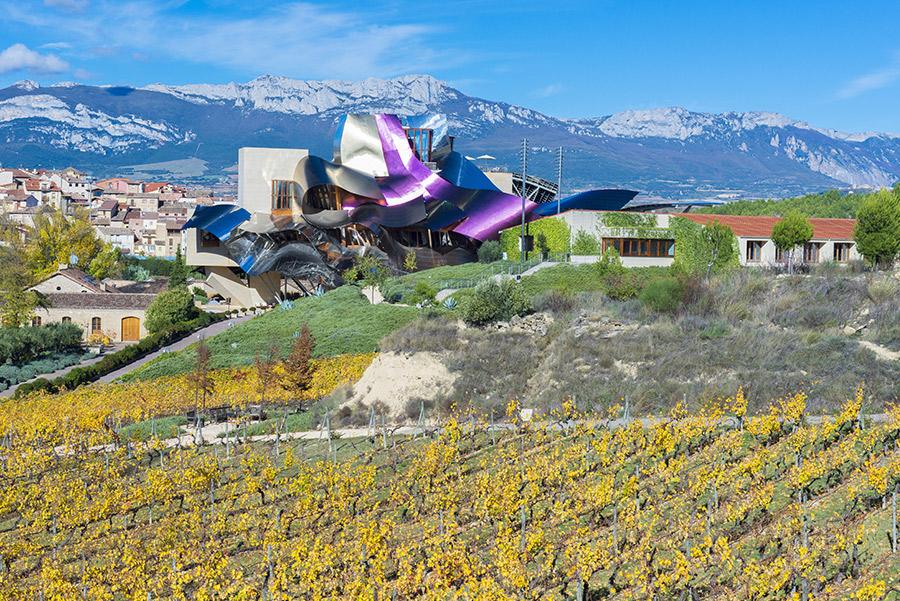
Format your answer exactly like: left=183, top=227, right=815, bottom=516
left=121, top=317, right=140, bottom=342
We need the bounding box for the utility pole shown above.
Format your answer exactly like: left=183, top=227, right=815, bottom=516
left=555, top=146, right=564, bottom=215
left=519, top=138, right=528, bottom=271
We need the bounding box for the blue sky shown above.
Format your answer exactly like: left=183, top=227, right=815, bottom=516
left=1, top=0, right=899, bottom=133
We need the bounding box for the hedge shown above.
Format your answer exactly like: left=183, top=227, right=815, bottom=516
left=13, top=312, right=226, bottom=398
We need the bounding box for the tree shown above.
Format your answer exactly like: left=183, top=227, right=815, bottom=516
left=477, top=240, right=503, bottom=263
left=854, top=190, right=900, bottom=268
left=25, top=208, right=106, bottom=280
left=536, top=231, right=550, bottom=259
left=281, top=323, right=316, bottom=405
left=168, top=247, right=189, bottom=289
left=771, top=211, right=813, bottom=274
left=87, top=245, right=121, bottom=280
left=145, top=287, right=199, bottom=333
left=403, top=249, right=417, bottom=273
left=672, top=218, right=738, bottom=278
left=193, top=336, right=214, bottom=424
left=254, top=344, right=280, bottom=407
left=343, top=254, right=390, bottom=303
left=698, top=220, right=738, bottom=279
left=0, top=245, right=42, bottom=327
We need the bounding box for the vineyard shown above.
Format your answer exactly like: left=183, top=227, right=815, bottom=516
left=0, top=385, right=898, bottom=600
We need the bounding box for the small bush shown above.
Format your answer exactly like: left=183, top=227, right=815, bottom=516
left=409, top=281, right=438, bottom=307
left=477, top=240, right=503, bottom=263
left=639, top=277, right=684, bottom=314
left=461, top=279, right=531, bottom=325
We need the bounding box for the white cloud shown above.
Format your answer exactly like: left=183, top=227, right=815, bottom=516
left=5, top=1, right=451, bottom=81
left=40, top=41, right=72, bottom=50
left=0, top=43, right=69, bottom=74
left=535, top=83, right=564, bottom=98
left=837, top=53, right=900, bottom=99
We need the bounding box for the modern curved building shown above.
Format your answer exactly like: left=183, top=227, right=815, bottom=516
left=184, top=113, right=638, bottom=304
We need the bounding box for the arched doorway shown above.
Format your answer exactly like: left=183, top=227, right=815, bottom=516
left=121, top=316, right=140, bottom=342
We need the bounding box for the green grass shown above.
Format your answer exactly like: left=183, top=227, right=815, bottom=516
left=518, top=264, right=606, bottom=296
left=121, top=286, right=417, bottom=381
left=518, top=264, right=671, bottom=297
left=119, top=415, right=187, bottom=441
left=380, top=260, right=524, bottom=302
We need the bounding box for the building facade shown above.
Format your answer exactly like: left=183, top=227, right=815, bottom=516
left=554, top=211, right=859, bottom=268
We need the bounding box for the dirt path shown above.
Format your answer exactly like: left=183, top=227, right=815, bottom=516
left=858, top=340, right=900, bottom=361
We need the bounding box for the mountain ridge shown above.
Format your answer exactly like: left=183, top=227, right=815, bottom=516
left=1, top=74, right=899, bottom=198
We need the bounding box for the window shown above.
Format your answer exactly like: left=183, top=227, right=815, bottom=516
left=833, top=242, right=852, bottom=263
left=91, top=317, right=102, bottom=333
left=62, top=316, right=71, bottom=323
left=31, top=316, right=41, bottom=327
left=601, top=238, right=675, bottom=258
left=200, top=230, right=220, bottom=248
left=272, top=180, right=296, bottom=210
left=746, top=240, right=764, bottom=263
left=803, top=242, right=823, bottom=263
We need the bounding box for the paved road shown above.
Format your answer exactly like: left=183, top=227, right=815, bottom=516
left=98, top=315, right=254, bottom=383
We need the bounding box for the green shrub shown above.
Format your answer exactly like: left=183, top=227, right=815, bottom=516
left=477, top=240, right=503, bottom=263
left=145, top=288, right=199, bottom=334
left=639, top=277, right=684, bottom=313
left=461, top=279, right=531, bottom=325
left=409, top=281, right=438, bottom=307
left=603, top=270, right=641, bottom=300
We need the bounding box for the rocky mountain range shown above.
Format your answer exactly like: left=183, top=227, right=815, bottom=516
left=2, top=74, right=899, bottom=198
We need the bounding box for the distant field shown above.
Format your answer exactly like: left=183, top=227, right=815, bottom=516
left=123, top=286, right=416, bottom=380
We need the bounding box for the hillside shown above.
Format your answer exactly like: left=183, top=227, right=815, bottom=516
left=3, top=76, right=900, bottom=197
left=121, top=286, right=417, bottom=381
left=1, top=384, right=897, bottom=598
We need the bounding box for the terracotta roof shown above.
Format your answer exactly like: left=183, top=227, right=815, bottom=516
left=674, top=214, right=856, bottom=240
left=99, top=199, right=118, bottom=211
left=35, top=267, right=104, bottom=293
left=44, top=292, right=154, bottom=310
left=144, top=182, right=169, bottom=193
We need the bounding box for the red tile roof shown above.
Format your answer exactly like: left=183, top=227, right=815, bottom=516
left=144, top=182, right=169, bottom=193
left=674, top=213, right=856, bottom=240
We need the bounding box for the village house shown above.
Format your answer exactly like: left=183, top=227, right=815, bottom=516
left=28, top=266, right=153, bottom=342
